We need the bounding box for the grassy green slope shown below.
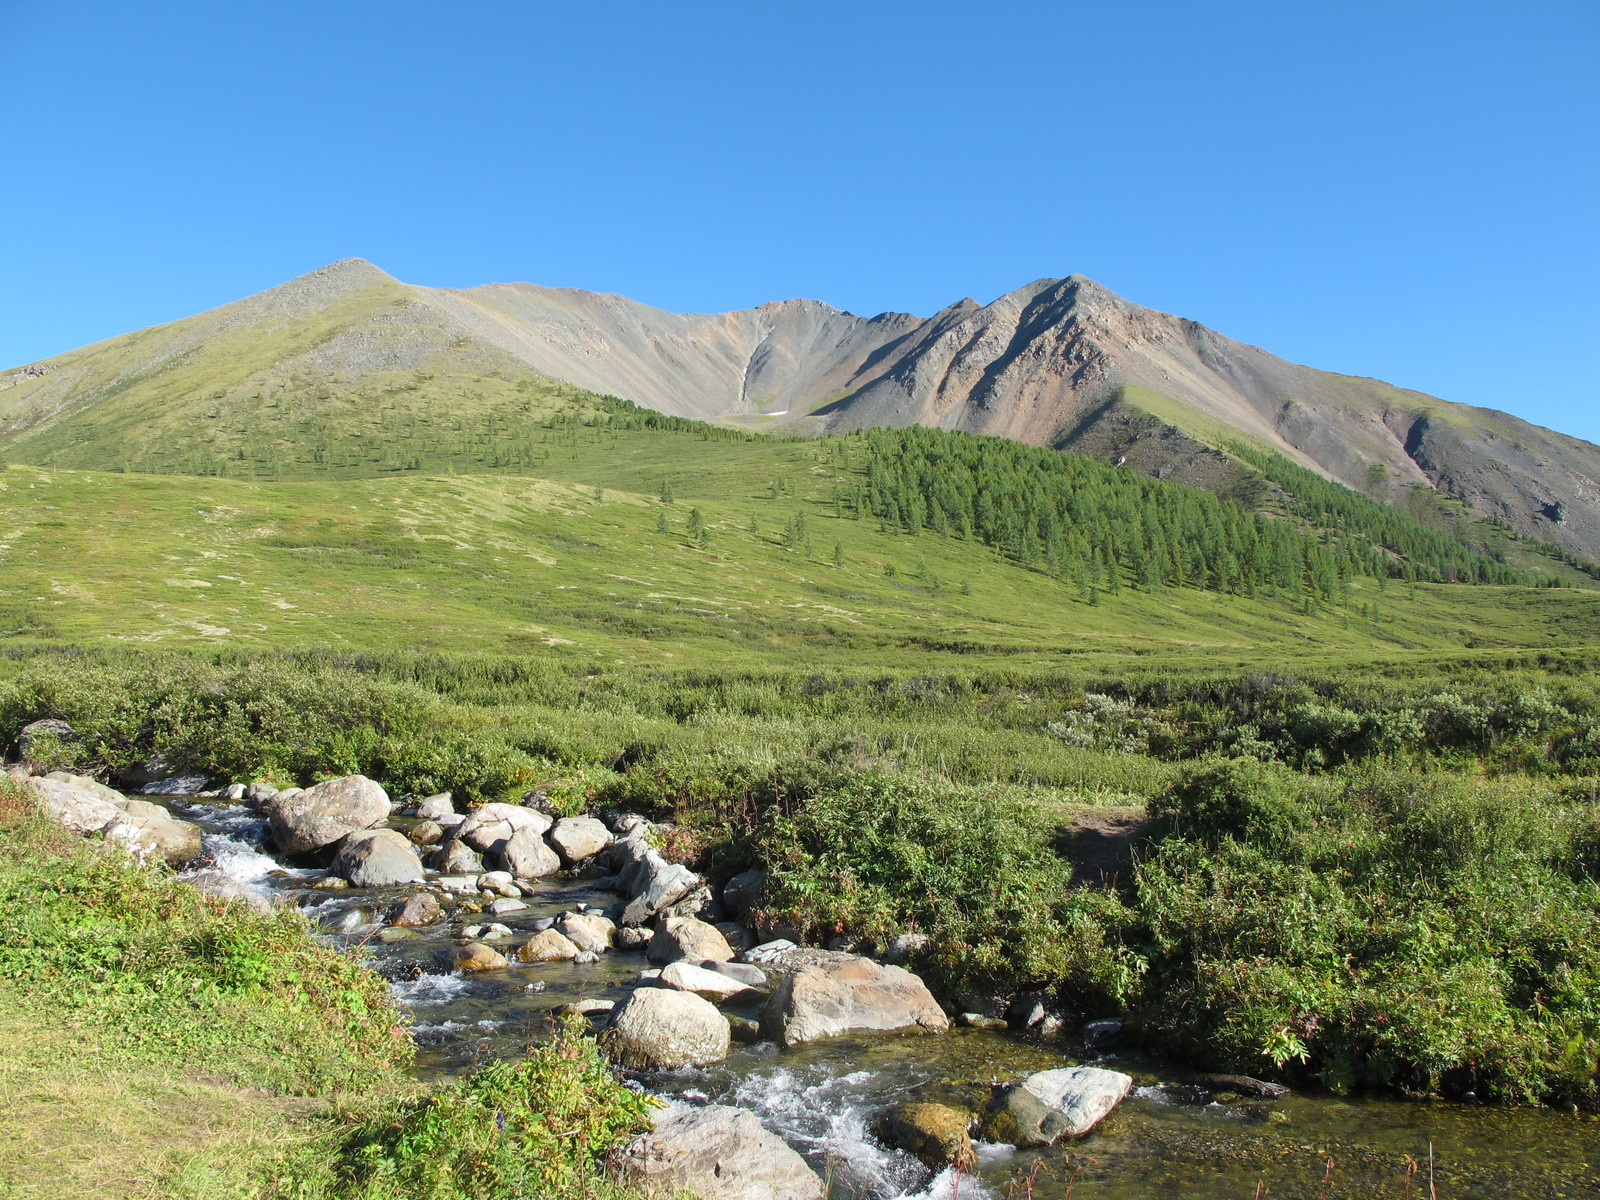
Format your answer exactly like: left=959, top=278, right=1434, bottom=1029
left=5, top=455, right=1598, bottom=664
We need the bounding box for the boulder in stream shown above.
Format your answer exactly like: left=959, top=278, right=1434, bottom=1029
left=455, top=941, right=508, bottom=972
left=656, top=960, right=753, bottom=1000
left=647, top=915, right=734, bottom=965
left=414, top=792, right=454, bottom=821
left=982, top=1066, right=1132, bottom=1146
left=605, top=987, right=730, bottom=1069
left=555, top=912, right=613, bottom=954
left=455, top=803, right=551, bottom=855
left=103, top=799, right=204, bottom=866
left=331, top=829, right=424, bottom=887
left=391, top=893, right=444, bottom=927
left=265, top=775, right=389, bottom=856
left=501, top=826, right=560, bottom=878
left=761, top=955, right=950, bottom=1047
left=618, top=1103, right=824, bottom=1200
left=873, top=1101, right=977, bottom=1172
left=547, top=815, right=612, bottom=864
left=516, top=929, right=580, bottom=962
left=620, top=856, right=703, bottom=927
left=431, top=839, right=484, bottom=874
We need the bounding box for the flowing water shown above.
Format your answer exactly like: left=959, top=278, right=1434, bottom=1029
left=174, top=800, right=1600, bottom=1200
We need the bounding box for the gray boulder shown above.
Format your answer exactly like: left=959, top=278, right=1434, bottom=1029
left=414, top=792, right=454, bottom=821
left=647, top=916, right=735, bottom=965
left=25, top=776, right=124, bottom=833
left=455, top=802, right=551, bottom=855
left=103, top=799, right=204, bottom=865
left=501, top=826, right=561, bottom=878
left=244, top=781, right=280, bottom=807
left=656, top=960, right=752, bottom=1000
left=555, top=911, right=614, bottom=954
left=547, top=815, right=612, bottom=864
left=618, top=1104, right=823, bottom=1200
left=982, top=1067, right=1133, bottom=1146
left=605, top=987, right=731, bottom=1070
left=761, top=955, right=950, bottom=1047
left=431, top=839, right=484, bottom=874
left=621, top=855, right=703, bottom=927
left=660, top=884, right=724, bottom=924
left=140, top=773, right=210, bottom=796
left=721, top=867, right=766, bottom=916
left=265, top=775, right=389, bottom=856
left=331, top=829, right=425, bottom=887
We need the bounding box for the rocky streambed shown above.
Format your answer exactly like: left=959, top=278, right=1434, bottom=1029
left=22, top=769, right=1600, bottom=1199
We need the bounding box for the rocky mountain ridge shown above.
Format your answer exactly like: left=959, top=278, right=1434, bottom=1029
left=5, top=257, right=1598, bottom=561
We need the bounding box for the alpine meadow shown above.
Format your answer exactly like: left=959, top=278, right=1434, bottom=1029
left=7, top=256, right=1600, bottom=1200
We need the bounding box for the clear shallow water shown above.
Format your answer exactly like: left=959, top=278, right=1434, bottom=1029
left=174, top=799, right=1600, bottom=1200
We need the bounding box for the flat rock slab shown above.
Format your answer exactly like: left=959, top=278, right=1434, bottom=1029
left=618, top=1104, right=823, bottom=1200
left=983, top=1067, right=1132, bottom=1146
left=761, top=955, right=949, bottom=1046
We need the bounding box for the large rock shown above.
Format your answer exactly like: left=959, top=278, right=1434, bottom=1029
left=761, top=956, right=950, bottom=1047
left=414, top=792, right=454, bottom=821
left=648, top=916, right=735, bottom=965
left=103, top=799, right=204, bottom=866
left=265, top=775, right=388, bottom=856
left=390, top=893, right=444, bottom=927
left=555, top=912, right=614, bottom=954
left=501, top=826, right=561, bottom=878
left=455, top=942, right=508, bottom=972
left=621, top=855, right=703, bottom=927
left=455, top=802, right=551, bottom=855
left=617, top=1104, right=824, bottom=1200
left=721, top=867, right=766, bottom=916
left=42, top=772, right=125, bottom=806
left=981, top=1067, right=1133, bottom=1146
left=657, top=960, right=752, bottom=1000
left=331, top=829, right=425, bottom=887
left=605, top=987, right=730, bottom=1070
left=431, top=839, right=484, bottom=874
left=874, top=1102, right=977, bottom=1172
left=547, top=815, right=612, bottom=863
left=25, top=776, right=124, bottom=833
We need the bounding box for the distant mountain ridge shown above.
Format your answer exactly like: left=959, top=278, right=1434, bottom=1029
left=5, top=257, right=1599, bottom=561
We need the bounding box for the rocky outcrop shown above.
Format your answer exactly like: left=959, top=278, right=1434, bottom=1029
left=25, top=776, right=202, bottom=866
left=605, top=987, right=730, bottom=1070
left=17, top=718, right=77, bottom=769
left=761, top=955, right=949, bottom=1047
left=25, top=775, right=124, bottom=833
left=265, top=775, right=388, bottom=855
left=330, top=829, right=424, bottom=886
left=617, top=1104, right=824, bottom=1200
left=982, top=1067, right=1132, bottom=1146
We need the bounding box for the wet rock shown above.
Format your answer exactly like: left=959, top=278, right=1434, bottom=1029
left=266, top=775, right=389, bottom=856
left=618, top=1103, right=823, bottom=1200
left=501, top=826, right=560, bottom=878
left=185, top=870, right=273, bottom=914
left=604, top=988, right=730, bottom=1069
left=1194, top=1073, right=1292, bottom=1099
left=548, top=815, right=612, bottom=864
left=884, top=932, right=930, bottom=965
left=408, top=820, right=444, bottom=847
left=103, top=801, right=204, bottom=866
left=573, top=949, right=601, bottom=964
left=391, top=893, right=443, bottom=927
left=487, top=897, right=528, bottom=916
left=331, top=829, right=425, bottom=887
left=456, top=802, right=551, bottom=856
left=455, top=942, right=508, bottom=972
left=873, top=1102, right=977, bottom=1172
left=958, top=1012, right=1009, bottom=1030
left=25, top=776, right=124, bottom=834
left=432, top=840, right=484, bottom=875
left=728, top=1015, right=762, bottom=1043
left=761, top=956, right=949, bottom=1047
left=528, top=915, right=556, bottom=933
left=982, top=1067, right=1132, bottom=1146
left=720, top=867, right=766, bottom=917
left=310, top=875, right=348, bottom=890
left=555, top=912, right=614, bottom=954
left=377, top=926, right=416, bottom=943
left=433, top=874, right=481, bottom=894
left=656, top=960, right=752, bottom=1000
left=141, top=773, right=210, bottom=796
left=415, top=792, right=454, bottom=821
left=516, top=929, right=580, bottom=962
left=647, top=916, right=734, bottom=965
left=1082, top=1018, right=1124, bottom=1049
left=559, top=998, right=615, bottom=1017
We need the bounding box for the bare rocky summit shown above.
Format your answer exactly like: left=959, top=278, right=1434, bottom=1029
left=5, top=258, right=1599, bottom=560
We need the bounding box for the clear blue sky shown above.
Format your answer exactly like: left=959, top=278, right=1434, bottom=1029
left=2, top=1, right=1596, bottom=439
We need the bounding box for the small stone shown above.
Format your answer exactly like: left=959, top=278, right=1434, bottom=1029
left=574, top=949, right=601, bottom=964
left=409, top=820, right=444, bottom=846
left=461, top=924, right=485, bottom=939
left=958, top=1012, right=1008, bottom=1030
left=487, top=897, right=528, bottom=916
left=223, top=783, right=247, bottom=801
left=311, top=874, right=349, bottom=891
left=433, top=875, right=481, bottom=894
left=377, top=926, right=416, bottom=943
left=484, top=922, right=514, bottom=939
